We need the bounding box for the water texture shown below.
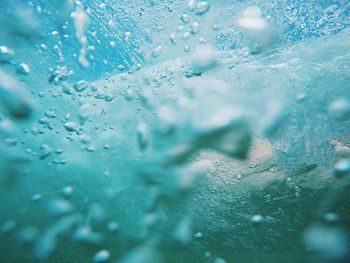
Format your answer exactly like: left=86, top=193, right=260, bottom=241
left=0, top=1, right=349, bottom=263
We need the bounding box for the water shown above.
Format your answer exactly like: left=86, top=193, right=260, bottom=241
left=0, top=1, right=350, bottom=263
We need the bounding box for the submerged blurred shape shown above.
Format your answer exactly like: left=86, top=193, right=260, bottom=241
left=190, top=45, right=217, bottom=74
left=214, top=258, right=227, bottom=263
left=73, top=225, right=103, bottom=245
left=329, top=98, right=350, bottom=121
left=34, top=214, right=81, bottom=260
left=0, top=69, right=32, bottom=119
left=119, top=244, right=161, bottom=263
left=195, top=107, right=251, bottom=159
left=0, top=0, right=43, bottom=40
left=172, top=217, right=193, bottom=245
left=47, top=199, right=74, bottom=217
left=17, top=226, right=39, bottom=243
left=52, top=0, right=74, bottom=26
left=262, top=101, right=288, bottom=137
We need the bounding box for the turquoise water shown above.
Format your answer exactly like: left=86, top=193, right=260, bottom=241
left=0, top=1, right=350, bottom=263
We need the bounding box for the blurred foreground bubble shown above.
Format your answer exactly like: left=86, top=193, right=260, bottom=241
left=93, top=249, right=110, bottom=263
left=119, top=244, right=161, bottom=263
left=71, top=2, right=90, bottom=67
left=304, top=225, right=350, bottom=262
left=333, top=159, right=350, bottom=178
left=0, top=69, right=32, bottom=119
left=0, top=0, right=43, bottom=40
left=329, top=98, right=350, bottom=121
left=190, top=45, right=217, bottom=74
left=47, top=199, right=74, bottom=217
left=17, top=226, right=39, bottom=243
left=0, top=46, right=15, bottom=62
left=187, top=1, right=211, bottom=16
left=237, top=6, right=275, bottom=53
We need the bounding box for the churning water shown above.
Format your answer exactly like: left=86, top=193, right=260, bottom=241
left=0, top=1, right=350, bottom=263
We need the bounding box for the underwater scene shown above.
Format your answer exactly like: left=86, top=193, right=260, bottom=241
left=0, top=0, right=350, bottom=263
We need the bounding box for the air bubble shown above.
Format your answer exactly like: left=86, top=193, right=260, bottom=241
left=16, top=63, right=30, bottom=75
left=250, top=214, right=264, bottom=224
left=31, top=193, right=42, bottom=202
left=93, top=250, right=110, bottom=263
left=47, top=199, right=74, bottom=217
left=137, top=122, right=150, bottom=150
left=329, top=98, right=350, bottom=121
left=195, top=1, right=210, bottom=15
left=0, top=46, right=15, bottom=62
left=107, top=221, right=119, bottom=232
left=39, top=144, right=53, bottom=160
left=64, top=122, right=78, bottom=132
left=62, top=186, right=74, bottom=198
left=333, top=159, right=350, bottom=178
left=214, top=257, right=227, bottom=263
left=152, top=45, right=162, bottom=58
left=74, top=80, right=90, bottom=92
left=190, top=45, right=217, bottom=74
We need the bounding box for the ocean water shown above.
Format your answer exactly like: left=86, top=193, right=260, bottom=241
left=0, top=1, right=350, bottom=263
